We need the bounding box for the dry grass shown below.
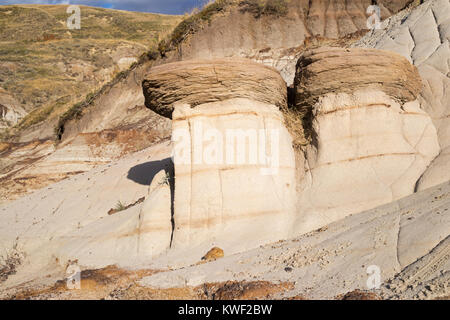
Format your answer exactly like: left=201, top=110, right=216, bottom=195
left=281, top=106, right=310, bottom=149
left=0, top=247, right=23, bottom=284
left=238, top=0, right=288, bottom=18
left=0, top=5, right=181, bottom=139
left=160, top=0, right=230, bottom=55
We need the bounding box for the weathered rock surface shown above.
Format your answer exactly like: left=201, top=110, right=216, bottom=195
left=142, top=58, right=297, bottom=254
left=0, top=128, right=168, bottom=204
left=0, top=88, right=26, bottom=129
left=59, top=61, right=170, bottom=143
left=143, top=58, right=287, bottom=118
left=57, top=168, right=173, bottom=267
left=171, top=99, right=297, bottom=253
left=136, top=180, right=450, bottom=300
left=1, top=0, right=450, bottom=300
left=164, top=0, right=412, bottom=64
left=293, top=47, right=440, bottom=233
left=0, top=0, right=412, bottom=204
left=0, top=142, right=172, bottom=290
left=354, top=0, right=450, bottom=191
left=293, top=47, right=423, bottom=108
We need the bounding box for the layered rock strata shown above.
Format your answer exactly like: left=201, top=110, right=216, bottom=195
left=143, top=59, right=297, bottom=253
left=354, top=0, right=450, bottom=191
left=293, top=47, right=440, bottom=233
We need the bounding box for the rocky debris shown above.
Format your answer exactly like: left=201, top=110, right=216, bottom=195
left=0, top=249, right=22, bottom=284
left=201, top=247, right=224, bottom=262
left=201, top=280, right=293, bottom=300
left=142, top=58, right=287, bottom=118
left=381, top=235, right=450, bottom=300
left=293, top=47, right=422, bottom=110
left=0, top=0, right=449, bottom=300
left=0, top=148, right=448, bottom=300
left=292, top=47, right=439, bottom=234
left=0, top=142, right=172, bottom=283
left=135, top=180, right=449, bottom=300
left=338, top=289, right=382, bottom=300
left=354, top=0, right=450, bottom=191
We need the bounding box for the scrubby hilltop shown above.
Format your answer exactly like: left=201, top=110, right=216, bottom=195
left=0, top=5, right=180, bottom=137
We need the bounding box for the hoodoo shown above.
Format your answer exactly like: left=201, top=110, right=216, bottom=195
left=143, top=58, right=297, bottom=253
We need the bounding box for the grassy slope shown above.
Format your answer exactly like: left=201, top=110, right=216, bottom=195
left=0, top=5, right=181, bottom=138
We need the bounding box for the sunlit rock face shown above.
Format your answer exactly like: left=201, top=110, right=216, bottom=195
left=354, top=0, right=450, bottom=191
left=143, top=59, right=297, bottom=254
left=170, top=99, right=297, bottom=253
left=293, top=47, right=440, bottom=234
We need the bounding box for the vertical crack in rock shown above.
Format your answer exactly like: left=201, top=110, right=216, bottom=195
left=167, top=160, right=176, bottom=248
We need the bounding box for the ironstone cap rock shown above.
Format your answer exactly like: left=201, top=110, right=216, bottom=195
left=142, top=58, right=287, bottom=119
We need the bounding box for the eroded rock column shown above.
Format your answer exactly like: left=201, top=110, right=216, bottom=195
left=293, top=47, right=440, bottom=234
left=143, top=58, right=297, bottom=254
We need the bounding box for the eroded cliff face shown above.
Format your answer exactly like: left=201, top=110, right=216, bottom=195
left=160, top=0, right=412, bottom=85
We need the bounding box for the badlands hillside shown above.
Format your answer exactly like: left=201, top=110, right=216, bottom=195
left=0, top=5, right=181, bottom=137
left=0, top=0, right=449, bottom=300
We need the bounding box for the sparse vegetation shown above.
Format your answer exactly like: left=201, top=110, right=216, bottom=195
left=238, top=0, right=288, bottom=18
left=107, top=197, right=145, bottom=215
left=160, top=0, right=230, bottom=55
left=114, top=201, right=127, bottom=212
left=0, top=246, right=23, bottom=284
left=281, top=105, right=311, bottom=149
left=0, top=5, right=181, bottom=139
left=54, top=58, right=145, bottom=140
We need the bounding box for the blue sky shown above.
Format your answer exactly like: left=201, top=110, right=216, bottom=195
left=0, top=0, right=209, bottom=14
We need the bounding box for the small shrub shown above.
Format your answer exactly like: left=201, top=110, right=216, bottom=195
left=157, top=39, right=167, bottom=57
left=114, top=201, right=127, bottom=212
left=166, top=0, right=229, bottom=49
left=281, top=105, right=311, bottom=149
left=239, top=0, right=288, bottom=18
left=0, top=248, right=23, bottom=284
left=147, top=49, right=159, bottom=60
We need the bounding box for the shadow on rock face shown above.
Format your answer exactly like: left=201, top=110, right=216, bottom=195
left=127, top=157, right=173, bottom=186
